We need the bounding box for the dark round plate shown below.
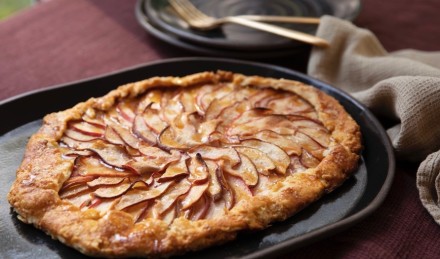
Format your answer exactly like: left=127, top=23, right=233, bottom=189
left=144, top=0, right=361, bottom=51
left=135, top=0, right=311, bottom=59
left=0, top=58, right=394, bottom=259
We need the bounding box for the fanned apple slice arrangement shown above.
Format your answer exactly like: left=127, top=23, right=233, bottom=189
left=59, top=80, right=333, bottom=223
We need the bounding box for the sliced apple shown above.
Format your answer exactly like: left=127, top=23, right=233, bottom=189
left=86, top=140, right=132, bottom=169
left=104, top=126, right=125, bottom=145
left=225, top=174, right=253, bottom=198
left=142, top=103, right=168, bottom=134
left=188, top=145, right=241, bottom=166
left=228, top=114, right=297, bottom=136
left=60, top=136, right=94, bottom=150
left=300, top=149, right=321, bottom=168
left=252, top=130, right=301, bottom=156
left=189, top=194, right=211, bottom=220
left=180, top=181, right=209, bottom=210
left=158, top=157, right=189, bottom=182
left=161, top=91, right=183, bottom=123
left=195, top=84, right=233, bottom=114
left=59, top=184, right=90, bottom=199
left=131, top=116, right=156, bottom=145
left=116, top=102, right=136, bottom=123
left=106, top=122, right=140, bottom=150
left=247, top=88, right=278, bottom=106
left=204, top=93, right=237, bottom=120
left=62, top=175, right=97, bottom=190
left=256, top=92, right=288, bottom=107
left=266, top=94, right=315, bottom=116
left=240, top=139, right=290, bottom=174
left=115, top=181, right=174, bottom=210
left=187, top=154, right=209, bottom=184
left=287, top=155, right=307, bottom=174
left=64, top=129, right=99, bottom=142
left=94, top=182, right=132, bottom=198
left=125, top=149, right=180, bottom=175
left=215, top=167, right=234, bottom=210
left=178, top=90, right=198, bottom=113
left=233, top=146, right=276, bottom=175
left=70, top=120, right=105, bottom=137
left=155, top=178, right=191, bottom=214
left=87, top=177, right=126, bottom=188
left=157, top=126, right=189, bottom=150
left=204, top=160, right=222, bottom=200
left=223, top=152, right=259, bottom=187
left=297, top=127, right=331, bottom=148
left=137, top=89, right=162, bottom=113
left=82, top=116, right=106, bottom=129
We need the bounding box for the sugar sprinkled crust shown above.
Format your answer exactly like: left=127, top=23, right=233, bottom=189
left=8, top=71, right=361, bottom=257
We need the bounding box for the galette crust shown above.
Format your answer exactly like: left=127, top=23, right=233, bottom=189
left=8, top=71, right=361, bottom=257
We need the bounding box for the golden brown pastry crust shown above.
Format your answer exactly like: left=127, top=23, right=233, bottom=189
left=8, top=71, right=361, bottom=257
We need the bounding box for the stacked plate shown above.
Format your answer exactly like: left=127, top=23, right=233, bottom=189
left=135, top=0, right=361, bottom=59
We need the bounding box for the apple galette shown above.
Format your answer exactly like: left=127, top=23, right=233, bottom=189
left=8, top=71, right=361, bottom=257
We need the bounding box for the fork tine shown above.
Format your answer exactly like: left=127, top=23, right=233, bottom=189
left=176, top=0, right=210, bottom=21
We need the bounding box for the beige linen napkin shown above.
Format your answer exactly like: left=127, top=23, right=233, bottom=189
left=308, top=16, right=440, bottom=223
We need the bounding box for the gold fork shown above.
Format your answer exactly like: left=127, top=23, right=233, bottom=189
left=169, top=0, right=328, bottom=48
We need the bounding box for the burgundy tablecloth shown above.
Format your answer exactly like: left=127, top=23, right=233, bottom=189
left=1, top=0, right=440, bottom=258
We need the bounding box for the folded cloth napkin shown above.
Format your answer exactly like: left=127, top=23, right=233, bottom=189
left=308, top=16, right=440, bottom=223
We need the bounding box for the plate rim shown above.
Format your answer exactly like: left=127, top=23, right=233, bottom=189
left=0, top=57, right=395, bottom=258
left=143, top=0, right=362, bottom=51
left=134, top=0, right=310, bottom=59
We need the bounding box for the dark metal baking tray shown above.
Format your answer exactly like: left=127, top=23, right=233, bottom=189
left=0, top=57, right=394, bottom=258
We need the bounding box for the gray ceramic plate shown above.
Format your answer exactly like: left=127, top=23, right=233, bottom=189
left=0, top=58, right=394, bottom=259
left=144, top=0, right=361, bottom=51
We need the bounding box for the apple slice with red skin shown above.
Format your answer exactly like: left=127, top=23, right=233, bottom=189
left=225, top=173, right=253, bottom=199
left=142, top=103, right=168, bottom=134
left=240, top=139, right=290, bottom=175
left=157, top=126, right=190, bottom=151
left=250, top=130, right=302, bottom=156
left=106, top=122, right=141, bottom=150
left=195, top=84, right=230, bottom=114
left=87, top=176, right=126, bottom=188
left=125, top=149, right=180, bottom=175
left=287, top=155, right=307, bottom=174
left=59, top=184, right=90, bottom=199
left=155, top=178, right=191, bottom=215
left=158, top=157, right=189, bottom=182
left=64, top=129, right=99, bottom=142
left=286, top=132, right=326, bottom=159
left=115, top=181, right=174, bottom=210
left=137, top=89, right=162, bottom=113
left=103, top=126, right=125, bottom=145
left=266, top=94, right=315, bottom=116
left=116, top=102, right=136, bottom=123
left=70, top=121, right=105, bottom=138
left=223, top=153, right=259, bottom=187
left=161, top=91, right=183, bottom=123
left=299, top=149, right=321, bottom=168
left=204, top=160, right=222, bottom=200
left=297, top=127, right=331, bottom=148
left=189, top=194, right=211, bottom=220
left=188, top=145, right=241, bottom=167
left=94, top=182, right=132, bottom=199
left=82, top=116, right=106, bottom=130
left=132, top=114, right=157, bottom=145
left=187, top=154, right=209, bottom=184
left=215, top=166, right=235, bottom=210
left=180, top=181, right=209, bottom=210
left=233, top=146, right=276, bottom=175
left=178, top=90, right=198, bottom=113
left=86, top=140, right=132, bottom=169
left=61, top=175, right=97, bottom=190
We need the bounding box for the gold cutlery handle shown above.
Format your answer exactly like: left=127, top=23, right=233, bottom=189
left=225, top=17, right=329, bottom=48
left=238, top=15, right=321, bottom=24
